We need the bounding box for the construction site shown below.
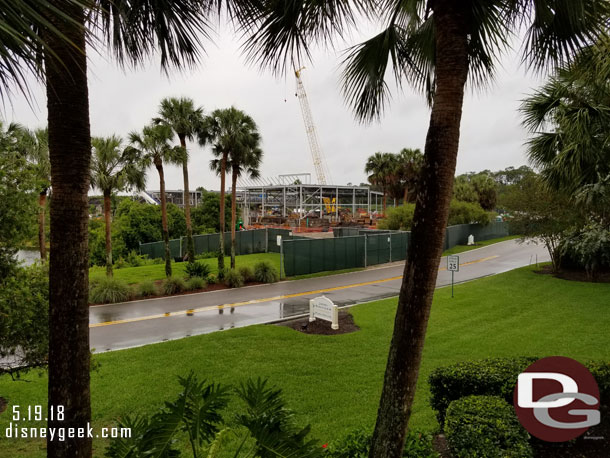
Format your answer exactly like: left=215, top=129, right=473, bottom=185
left=236, top=68, right=383, bottom=233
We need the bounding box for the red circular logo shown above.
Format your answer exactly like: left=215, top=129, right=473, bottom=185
left=513, top=356, right=600, bottom=442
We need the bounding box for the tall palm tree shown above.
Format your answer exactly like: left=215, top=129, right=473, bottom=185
left=91, top=135, right=146, bottom=277
left=15, top=127, right=50, bottom=259
left=212, top=126, right=263, bottom=269
left=365, top=152, right=396, bottom=215
left=203, top=107, right=258, bottom=273
left=1, top=1, right=212, bottom=456
left=128, top=125, right=184, bottom=278
left=396, top=148, right=423, bottom=204
left=522, top=37, right=610, bottom=195
left=153, top=97, right=205, bottom=263
left=236, top=2, right=610, bottom=456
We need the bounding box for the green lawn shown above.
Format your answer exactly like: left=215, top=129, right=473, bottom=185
left=2, top=266, right=609, bottom=457
left=442, top=235, right=520, bottom=256
left=89, top=253, right=281, bottom=285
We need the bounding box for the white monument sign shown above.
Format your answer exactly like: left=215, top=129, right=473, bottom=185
left=309, top=296, right=339, bottom=330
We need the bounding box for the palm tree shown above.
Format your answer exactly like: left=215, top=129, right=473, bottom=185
left=1, top=1, right=213, bottom=456
left=236, top=2, right=610, bottom=456
left=91, top=136, right=146, bottom=277
left=14, top=127, right=50, bottom=260
left=396, top=148, right=423, bottom=204
left=522, top=37, right=610, bottom=195
left=154, top=97, right=205, bottom=263
left=212, top=124, right=263, bottom=269
left=203, top=107, right=258, bottom=273
left=365, top=152, right=396, bottom=215
left=128, top=125, right=184, bottom=278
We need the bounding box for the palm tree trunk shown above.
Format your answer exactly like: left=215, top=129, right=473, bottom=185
left=218, top=152, right=227, bottom=272
left=156, top=160, right=172, bottom=277
left=38, top=190, right=47, bottom=259
left=382, top=190, right=387, bottom=216
left=403, top=186, right=408, bottom=205
left=179, top=134, right=195, bottom=262
left=43, top=2, right=92, bottom=457
left=230, top=168, right=238, bottom=269
left=103, top=191, right=113, bottom=277
left=368, top=5, right=469, bottom=458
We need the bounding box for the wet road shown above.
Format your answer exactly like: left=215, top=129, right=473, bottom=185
left=90, top=239, right=549, bottom=352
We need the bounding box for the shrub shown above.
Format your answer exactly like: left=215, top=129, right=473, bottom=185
left=377, top=204, right=415, bottom=231
left=185, top=260, right=212, bottom=280
left=126, top=250, right=145, bottom=267
left=587, top=360, right=610, bottom=403
left=448, top=199, right=492, bottom=226
left=216, top=267, right=228, bottom=281
left=254, top=261, right=279, bottom=283
left=90, top=277, right=131, bottom=304
left=162, top=276, right=186, bottom=295
left=195, top=251, right=218, bottom=260
left=224, top=269, right=244, bottom=288
left=326, top=428, right=438, bottom=458
left=445, top=395, right=533, bottom=458
left=138, top=280, right=157, bottom=297
left=186, top=276, right=207, bottom=291
left=114, top=257, right=128, bottom=269
left=152, top=257, right=163, bottom=264
left=429, top=357, right=537, bottom=426
left=560, top=222, right=610, bottom=277
left=238, top=265, right=255, bottom=282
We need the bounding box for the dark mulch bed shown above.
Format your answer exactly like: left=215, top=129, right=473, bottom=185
left=277, top=310, right=359, bottom=335
left=534, top=264, right=610, bottom=283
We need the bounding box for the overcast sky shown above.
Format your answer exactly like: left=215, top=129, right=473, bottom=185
left=2, top=25, right=544, bottom=192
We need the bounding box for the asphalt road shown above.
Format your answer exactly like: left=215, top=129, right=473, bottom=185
left=90, top=239, right=549, bottom=352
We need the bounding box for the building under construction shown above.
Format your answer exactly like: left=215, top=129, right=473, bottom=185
left=238, top=182, right=384, bottom=229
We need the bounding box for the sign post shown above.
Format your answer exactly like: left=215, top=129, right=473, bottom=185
left=309, top=296, right=339, bottom=330
left=447, top=255, right=459, bottom=298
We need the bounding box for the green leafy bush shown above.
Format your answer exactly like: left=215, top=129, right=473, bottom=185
left=186, top=276, right=207, bottom=291
left=224, top=269, right=244, bottom=288
left=238, top=265, right=255, bottom=282
left=377, top=204, right=415, bottom=230
left=560, top=222, right=610, bottom=277
left=138, top=280, right=157, bottom=297
left=90, top=277, right=131, bottom=304
left=185, top=260, right=211, bottom=279
left=0, top=263, right=49, bottom=376
left=162, top=276, right=186, bottom=295
left=587, top=360, right=610, bottom=403
left=126, top=250, right=145, bottom=267
left=445, top=395, right=532, bottom=458
left=254, top=261, right=279, bottom=283
left=114, top=257, right=128, bottom=269
left=428, top=357, right=537, bottom=426
left=326, top=428, right=437, bottom=458
left=195, top=251, right=218, bottom=260
left=217, top=267, right=228, bottom=281
left=105, top=375, right=322, bottom=458
left=448, top=199, right=492, bottom=226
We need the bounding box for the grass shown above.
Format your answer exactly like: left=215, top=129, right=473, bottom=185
left=89, top=253, right=281, bottom=285
left=2, top=266, right=609, bottom=457
left=286, top=267, right=364, bottom=281
left=442, top=235, right=520, bottom=256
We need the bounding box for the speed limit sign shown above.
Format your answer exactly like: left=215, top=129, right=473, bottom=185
left=448, top=255, right=460, bottom=272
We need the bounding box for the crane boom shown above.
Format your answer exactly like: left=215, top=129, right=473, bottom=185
left=294, top=67, right=332, bottom=185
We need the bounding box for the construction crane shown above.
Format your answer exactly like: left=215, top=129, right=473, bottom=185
left=294, top=67, right=332, bottom=185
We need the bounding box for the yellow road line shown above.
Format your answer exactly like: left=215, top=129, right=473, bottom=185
left=90, top=255, right=498, bottom=328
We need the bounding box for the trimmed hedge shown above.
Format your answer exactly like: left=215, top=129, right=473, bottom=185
left=430, top=358, right=610, bottom=428
left=428, top=357, right=537, bottom=427
left=445, top=395, right=533, bottom=458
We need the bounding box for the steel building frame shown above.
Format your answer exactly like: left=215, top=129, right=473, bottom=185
left=237, top=184, right=384, bottom=224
